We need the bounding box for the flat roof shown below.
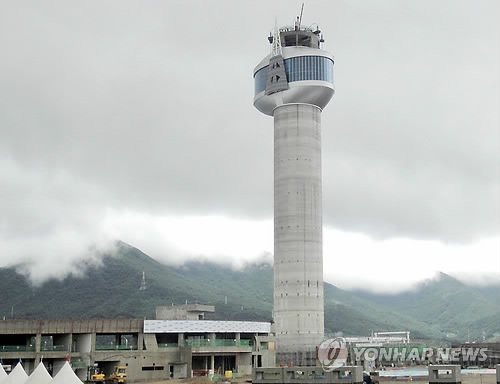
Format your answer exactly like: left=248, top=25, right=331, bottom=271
left=0, top=319, right=143, bottom=334
left=144, top=320, right=271, bottom=334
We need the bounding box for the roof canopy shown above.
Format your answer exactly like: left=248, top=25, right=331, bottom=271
left=0, top=365, right=8, bottom=384
left=52, top=362, right=83, bottom=384
left=145, top=319, right=271, bottom=333
left=3, top=363, right=28, bottom=384
left=25, top=363, right=52, bottom=384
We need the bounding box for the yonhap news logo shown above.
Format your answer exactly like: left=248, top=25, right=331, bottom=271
left=317, top=337, right=348, bottom=371
left=350, top=346, right=488, bottom=364
left=317, top=341, right=489, bottom=372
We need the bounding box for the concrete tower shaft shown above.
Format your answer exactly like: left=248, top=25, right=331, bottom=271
left=253, top=24, right=334, bottom=365
left=274, top=104, right=324, bottom=358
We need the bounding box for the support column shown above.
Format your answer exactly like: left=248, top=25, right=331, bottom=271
left=178, top=333, right=185, bottom=347
left=273, top=103, right=324, bottom=365
left=67, top=333, right=73, bottom=353
left=90, top=332, right=97, bottom=353
left=137, top=332, right=144, bottom=351
left=235, top=333, right=241, bottom=373
left=35, top=333, right=41, bottom=353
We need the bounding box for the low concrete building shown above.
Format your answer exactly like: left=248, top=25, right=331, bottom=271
left=0, top=305, right=275, bottom=382
left=451, top=342, right=500, bottom=368
left=253, top=366, right=363, bottom=384
left=428, top=365, right=461, bottom=384
left=155, top=304, right=214, bottom=321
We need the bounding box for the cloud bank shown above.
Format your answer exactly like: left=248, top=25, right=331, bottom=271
left=0, top=1, right=498, bottom=291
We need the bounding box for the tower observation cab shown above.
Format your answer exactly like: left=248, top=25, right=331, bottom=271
left=253, top=21, right=335, bottom=366
left=253, top=25, right=335, bottom=115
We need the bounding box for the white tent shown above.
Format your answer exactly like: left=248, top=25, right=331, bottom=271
left=25, top=363, right=52, bottom=384
left=3, top=363, right=28, bottom=384
left=51, top=362, right=83, bottom=384
left=0, top=365, right=8, bottom=384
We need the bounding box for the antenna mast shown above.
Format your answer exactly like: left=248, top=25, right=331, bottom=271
left=298, top=3, right=304, bottom=30
left=140, top=271, right=147, bottom=291
left=271, top=18, right=282, bottom=57
left=295, top=3, right=304, bottom=46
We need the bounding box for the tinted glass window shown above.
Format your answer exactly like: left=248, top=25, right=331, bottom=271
left=254, top=56, right=334, bottom=96
left=254, top=66, right=268, bottom=95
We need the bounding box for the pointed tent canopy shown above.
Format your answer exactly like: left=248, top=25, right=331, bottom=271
left=3, top=363, right=28, bottom=384
left=0, top=364, right=8, bottom=384
left=52, top=362, right=83, bottom=384
left=25, top=363, right=52, bottom=384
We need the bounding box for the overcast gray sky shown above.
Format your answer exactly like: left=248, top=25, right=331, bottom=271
left=0, top=0, right=498, bottom=292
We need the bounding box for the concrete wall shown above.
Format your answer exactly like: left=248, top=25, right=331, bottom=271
left=172, top=363, right=188, bottom=378
left=254, top=335, right=277, bottom=368
left=73, top=333, right=91, bottom=353
left=103, top=350, right=182, bottom=382
left=239, top=353, right=252, bottom=375
left=0, top=319, right=143, bottom=334
left=273, top=103, right=324, bottom=364
left=143, top=334, right=158, bottom=352
left=253, top=366, right=363, bottom=384
left=155, top=305, right=214, bottom=320
left=428, top=365, right=461, bottom=384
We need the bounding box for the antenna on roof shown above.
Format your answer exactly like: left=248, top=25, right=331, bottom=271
left=295, top=4, right=304, bottom=46
left=271, top=17, right=282, bottom=57
left=298, top=3, right=304, bottom=30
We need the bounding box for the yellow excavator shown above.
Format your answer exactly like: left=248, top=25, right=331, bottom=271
left=88, top=367, right=105, bottom=384
left=108, top=366, right=127, bottom=384
left=87, top=366, right=126, bottom=384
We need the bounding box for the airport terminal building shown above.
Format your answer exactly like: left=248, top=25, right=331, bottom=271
left=0, top=305, right=275, bottom=382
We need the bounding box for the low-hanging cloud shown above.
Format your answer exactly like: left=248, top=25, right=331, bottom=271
left=0, top=160, right=116, bottom=285
left=0, top=1, right=498, bottom=289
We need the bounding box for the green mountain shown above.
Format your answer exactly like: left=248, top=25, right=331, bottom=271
left=0, top=242, right=273, bottom=321
left=0, top=242, right=498, bottom=343
left=323, top=284, right=436, bottom=340
left=353, top=273, right=500, bottom=342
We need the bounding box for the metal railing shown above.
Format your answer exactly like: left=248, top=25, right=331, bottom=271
left=186, top=339, right=251, bottom=348
left=158, top=343, right=179, bottom=348
left=95, top=345, right=138, bottom=350
left=41, top=345, right=66, bottom=351
left=0, top=345, right=36, bottom=352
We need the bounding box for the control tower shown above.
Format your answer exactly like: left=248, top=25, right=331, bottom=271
left=253, top=21, right=334, bottom=365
